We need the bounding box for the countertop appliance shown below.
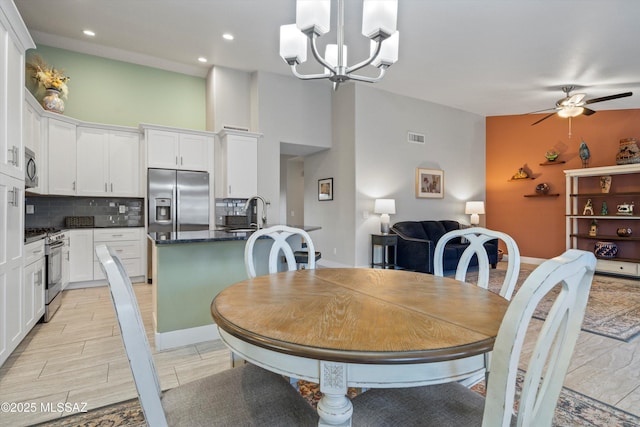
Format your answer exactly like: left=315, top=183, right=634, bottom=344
left=24, top=227, right=65, bottom=322
left=25, top=147, right=37, bottom=189
left=148, top=169, right=210, bottom=234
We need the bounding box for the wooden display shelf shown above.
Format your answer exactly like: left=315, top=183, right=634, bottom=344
left=524, top=193, right=560, bottom=198
left=508, top=177, right=536, bottom=182
left=569, top=191, right=640, bottom=197
left=571, top=233, right=640, bottom=242
left=566, top=215, right=640, bottom=220
left=539, top=160, right=566, bottom=166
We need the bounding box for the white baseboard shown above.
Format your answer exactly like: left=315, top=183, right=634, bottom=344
left=154, top=323, right=220, bottom=351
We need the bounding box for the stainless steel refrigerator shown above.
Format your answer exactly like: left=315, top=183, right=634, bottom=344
left=148, top=168, right=210, bottom=233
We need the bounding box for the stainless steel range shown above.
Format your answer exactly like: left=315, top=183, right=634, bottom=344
left=25, top=228, right=65, bottom=322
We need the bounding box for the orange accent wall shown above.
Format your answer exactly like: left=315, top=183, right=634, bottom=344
left=486, top=109, right=640, bottom=260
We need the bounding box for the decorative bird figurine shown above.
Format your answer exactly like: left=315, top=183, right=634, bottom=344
left=579, top=140, right=590, bottom=167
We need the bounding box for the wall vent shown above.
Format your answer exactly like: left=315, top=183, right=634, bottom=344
left=407, top=131, right=425, bottom=144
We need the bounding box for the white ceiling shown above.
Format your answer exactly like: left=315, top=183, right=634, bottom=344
left=14, top=0, right=640, bottom=118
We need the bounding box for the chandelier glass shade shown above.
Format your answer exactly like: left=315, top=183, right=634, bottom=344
left=279, top=0, right=399, bottom=90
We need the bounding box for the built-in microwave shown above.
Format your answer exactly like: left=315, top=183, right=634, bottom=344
left=25, top=147, right=38, bottom=189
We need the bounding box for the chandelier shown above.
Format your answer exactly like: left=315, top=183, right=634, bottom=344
left=279, top=0, right=399, bottom=90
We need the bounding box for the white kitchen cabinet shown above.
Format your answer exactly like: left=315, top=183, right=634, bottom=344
left=215, top=129, right=260, bottom=198
left=93, top=228, right=144, bottom=280
left=0, top=173, right=25, bottom=366
left=69, top=229, right=94, bottom=282
left=76, top=126, right=140, bottom=197
left=145, top=127, right=212, bottom=172
left=0, top=0, right=34, bottom=368
left=23, top=240, right=45, bottom=331
left=0, top=6, right=33, bottom=181
left=47, top=118, right=77, bottom=195
left=23, top=96, right=43, bottom=194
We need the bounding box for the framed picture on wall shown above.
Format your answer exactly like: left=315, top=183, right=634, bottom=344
left=318, top=178, right=333, bottom=201
left=416, top=168, right=444, bottom=198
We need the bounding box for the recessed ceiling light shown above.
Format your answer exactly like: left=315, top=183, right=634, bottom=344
left=198, top=57, right=207, bottom=63
left=222, top=33, right=234, bottom=41
left=83, top=29, right=96, bottom=37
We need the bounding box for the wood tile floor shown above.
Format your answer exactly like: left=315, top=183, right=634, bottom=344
left=0, top=283, right=232, bottom=427
left=0, top=271, right=639, bottom=426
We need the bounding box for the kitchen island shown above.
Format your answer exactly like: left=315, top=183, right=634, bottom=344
left=148, top=226, right=319, bottom=350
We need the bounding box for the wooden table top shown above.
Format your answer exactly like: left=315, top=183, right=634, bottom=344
left=211, top=268, right=509, bottom=364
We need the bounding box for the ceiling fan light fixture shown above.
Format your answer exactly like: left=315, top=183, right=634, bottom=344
left=558, top=106, right=584, bottom=118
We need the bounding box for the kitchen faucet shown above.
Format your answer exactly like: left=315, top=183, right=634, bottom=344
left=243, top=196, right=269, bottom=229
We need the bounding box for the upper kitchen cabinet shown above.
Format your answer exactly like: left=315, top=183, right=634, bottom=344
left=0, top=0, right=34, bottom=180
left=215, top=129, right=261, bottom=199
left=76, top=126, right=140, bottom=197
left=23, top=92, right=42, bottom=194
left=142, top=125, right=213, bottom=172
left=46, top=117, right=77, bottom=195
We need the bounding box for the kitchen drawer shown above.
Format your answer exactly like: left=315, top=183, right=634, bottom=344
left=94, top=257, right=143, bottom=280
left=93, top=240, right=141, bottom=261
left=93, top=227, right=142, bottom=242
left=24, top=240, right=45, bottom=265
left=596, top=259, right=640, bottom=277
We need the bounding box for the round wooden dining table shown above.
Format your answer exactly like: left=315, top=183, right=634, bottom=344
left=211, top=268, right=509, bottom=426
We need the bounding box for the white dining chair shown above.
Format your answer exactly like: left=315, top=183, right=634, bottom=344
left=95, top=244, right=318, bottom=427
left=244, top=225, right=316, bottom=278
left=435, top=227, right=521, bottom=386
left=351, top=249, right=596, bottom=427
left=434, top=227, right=521, bottom=300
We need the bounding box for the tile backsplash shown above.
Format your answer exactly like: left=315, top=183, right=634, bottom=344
left=25, top=196, right=144, bottom=229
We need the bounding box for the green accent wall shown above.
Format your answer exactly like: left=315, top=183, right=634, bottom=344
left=26, top=45, right=206, bottom=129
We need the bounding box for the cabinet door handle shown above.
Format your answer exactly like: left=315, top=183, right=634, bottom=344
left=8, top=187, right=20, bottom=207
left=228, top=185, right=231, bottom=195
left=111, top=183, right=113, bottom=192
left=8, top=146, right=19, bottom=166
left=73, top=181, right=76, bottom=191
left=176, top=156, right=179, bottom=165
left=181, top=156, right=183, bottom=165
left=105, top=183, right=108, bottom=192
left=111, top=234, right=124, bottom=237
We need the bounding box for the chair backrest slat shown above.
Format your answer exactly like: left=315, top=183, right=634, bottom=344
left=95, top=244, right=169, bottom=427
left=434, top=227, right=520, bottom=300
left=244, top=225, right=316, bottom=278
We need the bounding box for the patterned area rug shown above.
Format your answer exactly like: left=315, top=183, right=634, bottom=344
left=38, top=377, right=640, bottom=427
left=467, top=267, right=640, bottom=342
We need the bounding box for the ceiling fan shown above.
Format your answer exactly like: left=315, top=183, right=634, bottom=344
left=529, top=86, right=633, bottom=126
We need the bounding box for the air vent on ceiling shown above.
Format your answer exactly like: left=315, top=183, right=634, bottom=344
left=407, top=131, right=425, bottom=144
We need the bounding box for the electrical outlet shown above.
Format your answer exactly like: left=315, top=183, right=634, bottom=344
left=363, top=210, right=369, bottom=219
left=26, top=205, right=34, bottom=214
left=333, top=247, right=337, bottom=255
left=119, top=205, right=126, bottom=214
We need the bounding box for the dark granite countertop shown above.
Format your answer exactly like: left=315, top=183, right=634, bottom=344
left=148, top=225, right=321, bottom=245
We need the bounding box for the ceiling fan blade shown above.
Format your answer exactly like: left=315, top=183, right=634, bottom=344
left=583, top=107, right=597, bottom=116
left=584, top=92, right=632, bottom=105
left=531, top=112, right=556, bottom=126
left=525, top=107, right=557, bottom=115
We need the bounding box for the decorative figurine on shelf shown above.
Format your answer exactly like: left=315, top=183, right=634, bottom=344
left=545, top=149, right=559, bottom=162
left=511, top=167, right=529, bottom=180
left=589, top=220, right=598, bottom=237
left=601, top=201, right=608, bottom=215
left=600, top=175, right=612, bottom=193
left=617, top=202, right=635, bottom=215
left=579, top=140, right=591, bottom=168
left=583, top=198, right=594, bottom=215
left=535, top=183, right=550, bottom=194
